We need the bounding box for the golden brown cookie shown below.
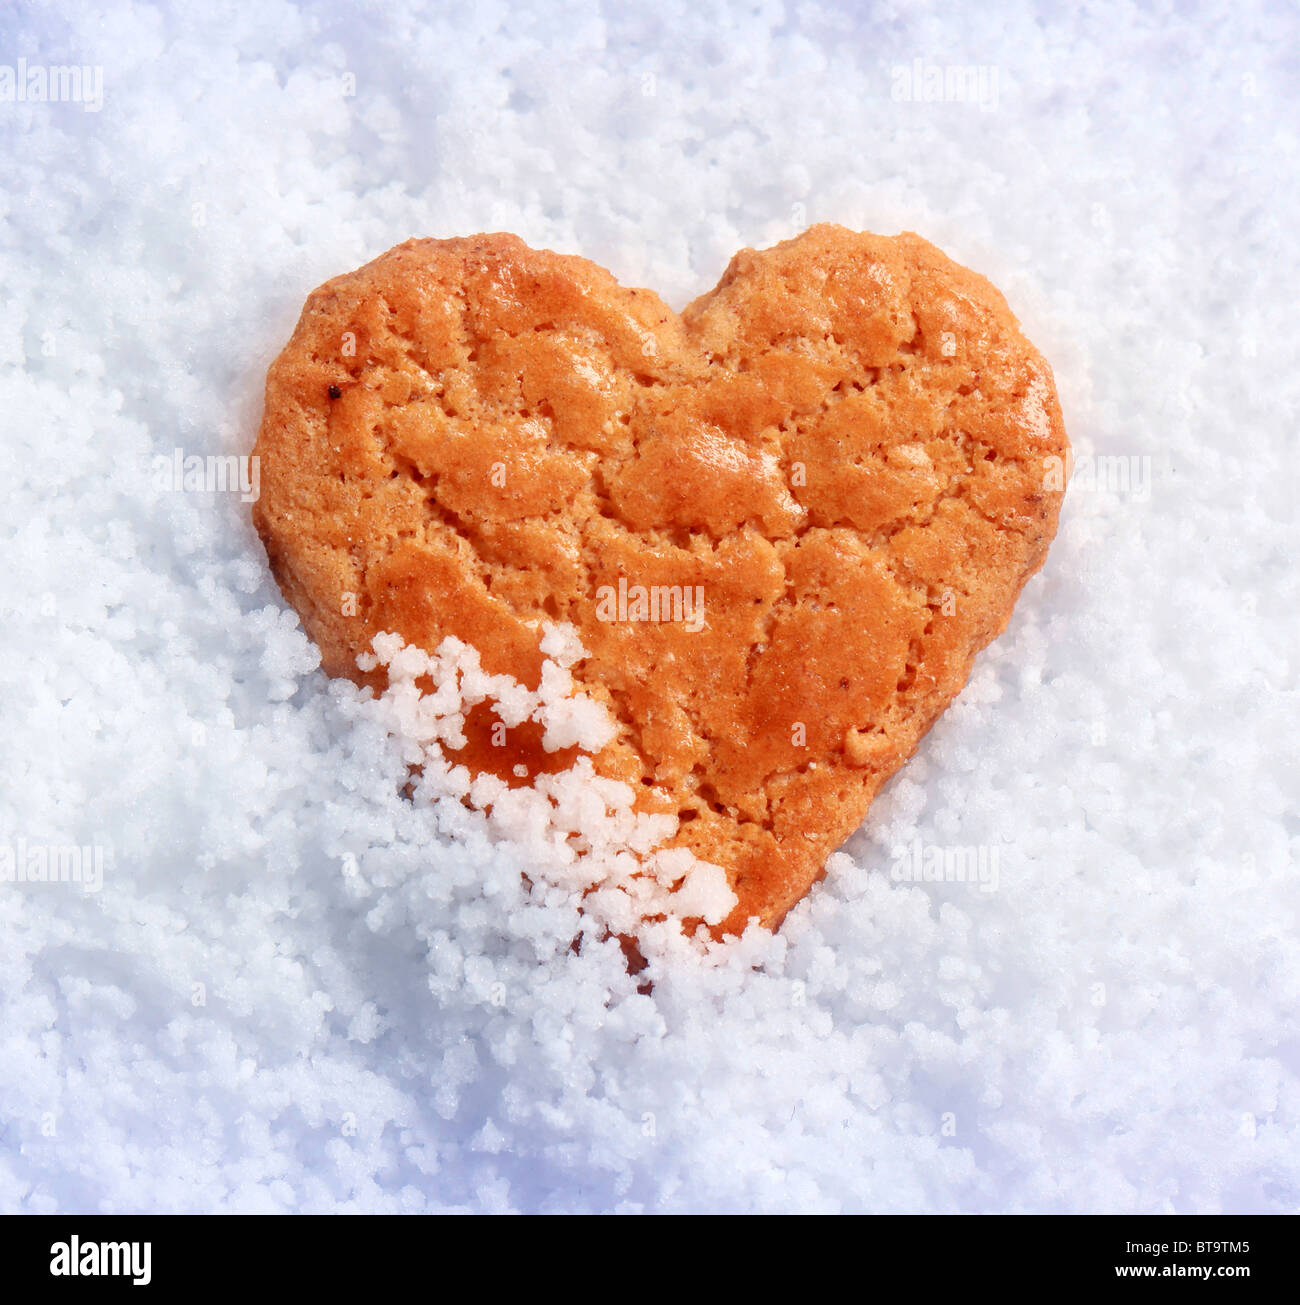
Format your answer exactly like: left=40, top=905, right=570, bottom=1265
left=253, top=225, right=1068, bottom=935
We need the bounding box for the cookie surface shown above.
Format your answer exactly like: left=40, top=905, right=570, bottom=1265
left=253, top=225, right=1067, bottom=934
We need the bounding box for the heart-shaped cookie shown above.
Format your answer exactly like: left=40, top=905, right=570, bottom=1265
left=253, top=225, right=1067, bottom=935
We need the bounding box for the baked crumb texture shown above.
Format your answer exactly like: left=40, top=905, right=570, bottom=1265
left=253, top=225, right=1068, bottom=934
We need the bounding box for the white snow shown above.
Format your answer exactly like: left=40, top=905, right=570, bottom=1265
left=0, top=0, right=1296, bottom=1213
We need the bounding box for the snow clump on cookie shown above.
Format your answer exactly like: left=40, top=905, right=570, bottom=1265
left=357, top=625, right=738, bottom=936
